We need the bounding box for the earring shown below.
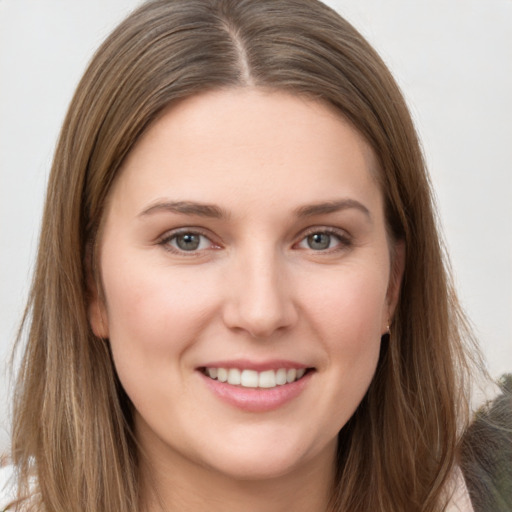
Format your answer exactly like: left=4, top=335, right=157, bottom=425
left=386, top=320, right=391, bottom=336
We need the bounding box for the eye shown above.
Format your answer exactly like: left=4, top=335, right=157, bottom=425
left=305, top=232, right=332, bottom=250
left=296, top=229, right=350, bottom=252
left=160, top=230, right=217, bottom=253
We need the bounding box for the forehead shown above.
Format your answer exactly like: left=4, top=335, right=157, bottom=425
left=107, top=87, right=382, bottom=219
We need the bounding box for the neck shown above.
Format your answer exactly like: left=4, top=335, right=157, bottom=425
left=139, top=440, right=336, bottom=512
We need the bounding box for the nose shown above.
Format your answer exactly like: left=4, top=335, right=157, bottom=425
left=222, top=248, right=298, bottom=338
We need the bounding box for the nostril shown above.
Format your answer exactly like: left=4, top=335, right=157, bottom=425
left=220, top=259, right=300, bottom=339
left=222, top=295, right=298, bottom=339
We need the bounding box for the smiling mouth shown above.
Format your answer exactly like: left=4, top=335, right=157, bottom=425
left=200, top=367, right=312, bottom=389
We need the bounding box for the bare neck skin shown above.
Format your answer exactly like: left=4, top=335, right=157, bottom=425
left=140, top=428, right=337, bottom=512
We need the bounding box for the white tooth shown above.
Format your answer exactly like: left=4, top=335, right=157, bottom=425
left=296, top=368, right=306, bottom=379
left=286, top=368, right=297, bottom=383
left=207, top=368, right=218, bottom=379
left=227, top=368, right=241, bottom=385
left=276, top=368, right=287, bottom=385
left=259, top=370, right=276, bottom=388
left=217, top=368, right=228, bottom=382
left=240, top=369, right=259, bottom=388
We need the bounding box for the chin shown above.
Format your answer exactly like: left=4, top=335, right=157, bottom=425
left=204, top=452, right=309, bottom=482
left=195, top=429, right=337, bottom=483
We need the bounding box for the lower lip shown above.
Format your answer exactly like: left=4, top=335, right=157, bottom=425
left=199, top=371, right=313, bottom=413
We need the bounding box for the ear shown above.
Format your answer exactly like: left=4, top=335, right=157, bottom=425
left=88, top=281, right=109, bottom=339
left=86, top=249, right=109, bottom=339
left=386, top=239, right=405, bottom=321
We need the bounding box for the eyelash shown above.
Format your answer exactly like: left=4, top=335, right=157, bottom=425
left=295, top=227, right=352, bottom=253
left=158, top=228, right=220, bottom=256
left=157, top=227, right=352, bottom=255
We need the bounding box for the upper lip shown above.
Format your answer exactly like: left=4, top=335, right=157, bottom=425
left=197, top=359, right=311, bottom=372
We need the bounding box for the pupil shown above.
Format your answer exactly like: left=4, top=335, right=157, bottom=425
left=177, top=233, right=200, bottom=251
left=308, top=233, right=330, bottom=250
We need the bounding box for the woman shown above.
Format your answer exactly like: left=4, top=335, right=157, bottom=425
left=2, top=0, right=480, bottom=510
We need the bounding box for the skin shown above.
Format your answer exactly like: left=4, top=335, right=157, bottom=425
left=89, top=88, right=404, bottom=512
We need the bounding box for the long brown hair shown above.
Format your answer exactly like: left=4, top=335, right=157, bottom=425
left=11, top=1, right=477, bottom=510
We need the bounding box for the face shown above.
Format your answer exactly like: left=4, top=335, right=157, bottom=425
left=90, top=88, right=403, bottom=486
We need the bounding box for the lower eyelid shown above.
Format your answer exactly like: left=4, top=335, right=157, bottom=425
left=157, top=228, right=351, bottom=253
left=175, top=233, right=210, bottom=250
left=296, top=229, right=352, bottom=249
left=159, top=230, right=216, bottom=252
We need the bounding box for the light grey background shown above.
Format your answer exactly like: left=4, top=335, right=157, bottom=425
left=1, top=0, right=511, bottom=453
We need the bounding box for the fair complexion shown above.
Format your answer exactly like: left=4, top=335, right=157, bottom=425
left=90, top=88, right=403, bottom=512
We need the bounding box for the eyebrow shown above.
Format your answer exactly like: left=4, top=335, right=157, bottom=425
left=139, top=200, right=228, bottom=219
left=294, top=199, right=372, bottom=220
left=139, top=198, right=371, bottom=221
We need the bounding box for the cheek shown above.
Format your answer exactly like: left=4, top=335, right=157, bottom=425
left=299, top=264, right=387, bottom=395
left=301, top=264, right=389, bottom=341
left=311, top=270, right=386, bottom=421
left=100, top=257, right=221, bottom=415
left=101, top=252, right=220, bottom=360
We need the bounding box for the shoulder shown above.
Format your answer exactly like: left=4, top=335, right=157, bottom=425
left=0, top=465, right=16, bottom=510
left=444, top=466, right=474, bottom=512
